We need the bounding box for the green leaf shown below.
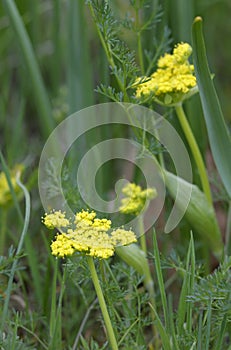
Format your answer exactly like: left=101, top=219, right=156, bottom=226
left=192, top=17, right=231, bottom=198
left=116, top=244, right=153, bottom=287
left=2, top=0, right=55, bottom=138
left=165, top=171, right=223, bottom=259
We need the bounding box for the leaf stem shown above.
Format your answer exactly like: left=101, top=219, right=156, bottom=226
left=135, top=7, right=144, bottom=75
left=175, top=103, right=212, bottom=205
left=88, top=2, right=129, bottom=102
left=138, top=214, right=147, bottom=254
left=87, top=256, right=118, bottom=350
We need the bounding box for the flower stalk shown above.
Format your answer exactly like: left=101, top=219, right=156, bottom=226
left=175, top=103, right=212, bottom=205
left=87, top=256, right=118, bottom=350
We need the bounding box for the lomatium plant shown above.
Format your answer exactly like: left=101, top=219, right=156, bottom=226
left=43, top=209, right=137, bottom=350
left=2, top=1, right=231, bottom=349
left=135, top=42, right=212, bottom=205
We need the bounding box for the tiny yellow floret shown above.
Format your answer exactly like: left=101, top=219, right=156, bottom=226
left=43, top=210, right=70, bottom=229
left=51, top=234, right=75, bottom=257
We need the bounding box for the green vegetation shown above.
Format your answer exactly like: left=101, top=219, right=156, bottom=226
left=0, top=1, right=231, bottom=349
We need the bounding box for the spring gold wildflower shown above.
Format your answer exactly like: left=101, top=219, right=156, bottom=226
left=119, top=183, right=157, bottom=215
left=42, top=209, right=137, bottom=259
left=135, top=42, right=197, bottom=105
left=0, top=165, right=24, bottom=206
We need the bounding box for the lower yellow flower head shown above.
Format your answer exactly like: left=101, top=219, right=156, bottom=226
left=42, top=209, right=137, bottom=259
left=119, top=183, right=157, bottom=215
left=135, top=42, right=197, bottom=106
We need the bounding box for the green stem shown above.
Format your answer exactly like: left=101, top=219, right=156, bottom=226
left=137, top=215, right=158, bottom=343
left=0, top=210, right=7, bottom=256
left=88, top=3, right=129, bottom=102
left=137, top=32, right=144, bottom=75
left=135, top=7, right=144, bottom=75
left=175, top=103, right=212, bottom=205
left=87, top=256, right=118, bottom=350
left=138, top=214, right=147, bottom=254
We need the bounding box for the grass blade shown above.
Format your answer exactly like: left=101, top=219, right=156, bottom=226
left=3, top=0, right=54, bottom=138
left=0, top=171, right=30, bottom=334
left=177, top=234, right=193, bottom=333
left=152, top=229, right=169, bottom=332
left=192, top=17, right=231, bottom=198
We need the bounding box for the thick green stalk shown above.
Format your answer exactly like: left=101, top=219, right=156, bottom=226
left=175, top=103, right=212, bottom=205
left=3, top=0, right=54, bottom=138
left=87, top=256, right=118, bottom=350
left=138, top=214, right=147, bottom=254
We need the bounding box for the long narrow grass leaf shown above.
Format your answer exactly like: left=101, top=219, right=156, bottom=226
left=152, top=229, right=169, bottom=332
left=177, top=235, right=192, bottom=332
left=214, top=314, right=227, bottom=350
left=149, top=302, right=172, bottom=350
left=205, top=300, right=212, bottom=350
left=0, top=172, right=30, bottom=333
left=3, top=0, right=54, bottom=138
left=197, top=312, right=203, bottom=350
left=192, top=17, right=231, bottom=198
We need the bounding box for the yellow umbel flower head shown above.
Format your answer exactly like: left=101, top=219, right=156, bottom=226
left=42, top=209, right=137, bottom=259
left=119, top=183, right=157, bottom=215
left=135, top=42, right=197, bottom=106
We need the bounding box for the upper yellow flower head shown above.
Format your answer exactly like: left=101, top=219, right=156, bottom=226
left=42, top=209, right=137, bottom=259
left=119, top=182, right=157, bottom=215
left=0, top=165, right=24, bottom=207
left=135, top=42, right=197, bottom=106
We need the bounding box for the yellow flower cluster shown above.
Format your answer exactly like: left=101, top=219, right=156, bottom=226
left=135, top=43, right=197, bottom=105
left=119, top=183, right=157, bottom=215
left=43, top=210, right=137, bottom=259
left=43, top=210, right=70, bottom=229
left=0, top=165, right=23, bottom=206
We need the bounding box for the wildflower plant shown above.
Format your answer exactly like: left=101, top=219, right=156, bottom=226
left=1, top=1, right=231, bottom=349
left=43, top=209, right=137, bottom=349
